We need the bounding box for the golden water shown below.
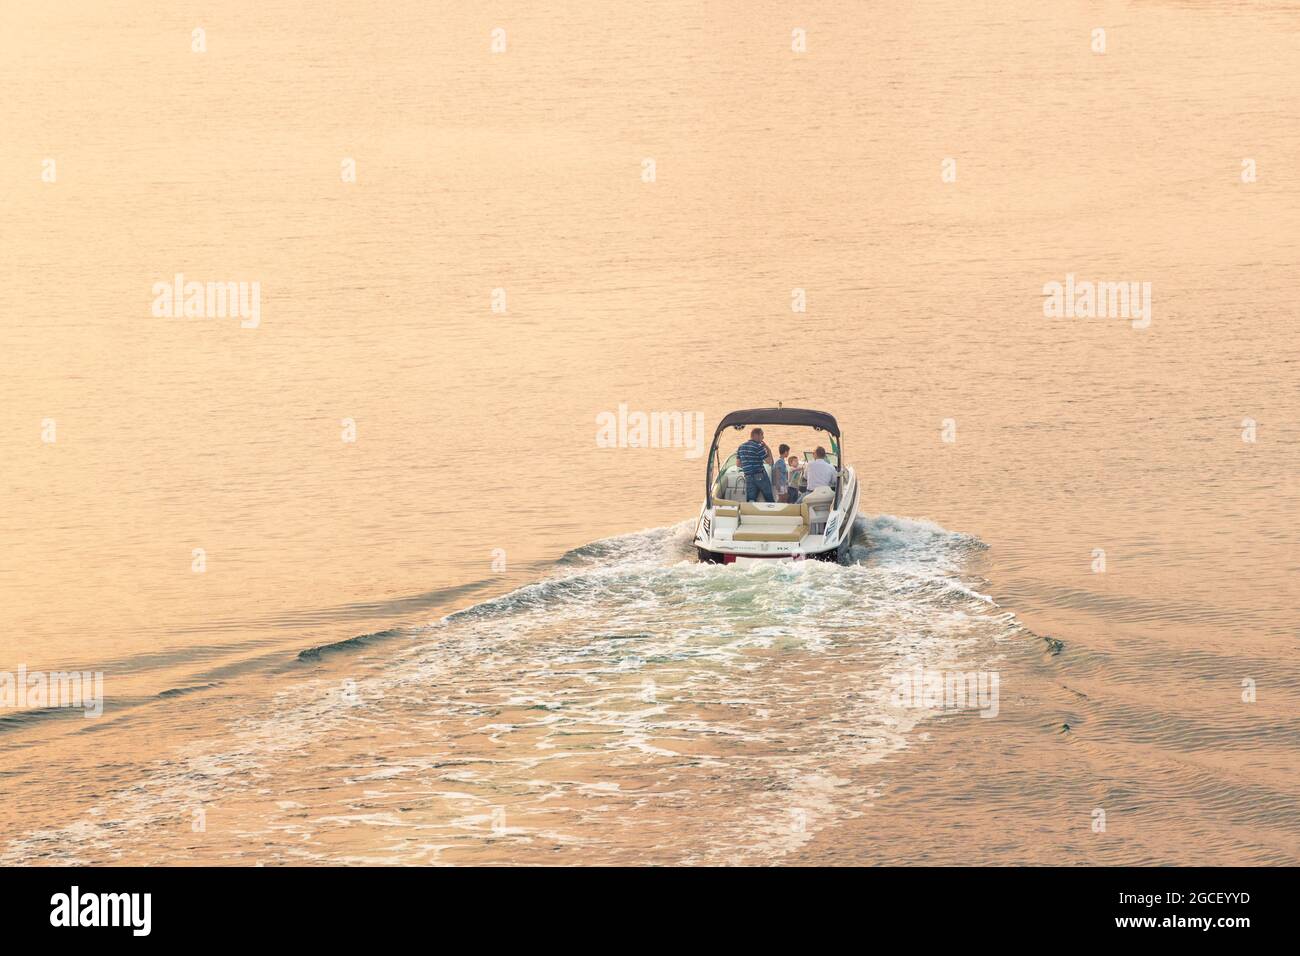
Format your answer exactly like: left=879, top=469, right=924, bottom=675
left=1, top=0, right=1296, bottom=864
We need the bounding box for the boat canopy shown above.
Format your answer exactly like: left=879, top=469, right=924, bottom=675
left=710, top=407, right=840, bottom=447
left=707, top=408, right=843, bottom=504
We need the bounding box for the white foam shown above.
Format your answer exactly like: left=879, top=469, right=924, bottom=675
left=1, top=514, right=1021, bottom=866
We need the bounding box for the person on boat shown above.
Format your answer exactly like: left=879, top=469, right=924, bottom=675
left=786, top=454, right=802, bottom=501
left=772, top=443, right=791, bottom=502
left=799, top=446, right=837, bottom=500
left=736, top=427, right=775, bottom=502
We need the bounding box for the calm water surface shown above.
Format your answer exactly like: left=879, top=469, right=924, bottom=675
left=1, top=0, right=1296, bottom=864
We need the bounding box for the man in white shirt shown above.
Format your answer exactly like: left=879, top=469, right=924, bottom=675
left=802, top=446, right=838, bottom=497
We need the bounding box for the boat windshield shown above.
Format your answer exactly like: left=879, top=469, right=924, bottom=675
left=803, top=450, right=839, bottom=468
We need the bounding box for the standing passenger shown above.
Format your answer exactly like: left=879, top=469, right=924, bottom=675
left=772, top=443, right=791, bottom=503
left=736, top=428, right=775, bottom=502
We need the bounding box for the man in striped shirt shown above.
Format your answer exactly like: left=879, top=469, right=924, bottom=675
left=736, top=427, right=775, bottom=502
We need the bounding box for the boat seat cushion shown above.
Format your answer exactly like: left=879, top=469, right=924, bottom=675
left=731, top=500, right=810, bottom=542
left=733, top=523, right=808, bottom=542
left=739, top=502, right=804, bottom=517
left=719, top=467, right=748, bottom=502
left=801, top=485, right=835, bottom=505
left=738, top=514, right=803, bottom=525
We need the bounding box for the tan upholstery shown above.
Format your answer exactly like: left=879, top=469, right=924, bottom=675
left=730, top=501, right=810, bottom=542
left=800, top=485, right=834, bottom=533
left=801, top=485, right=835, bottom=506
left=718, top=467, right=748, bottom=502
left=714, top=504, right=740, bottom=518
left=733, top=523, right=808, bottom=542
left=739, top=502, right=803, bottom=517
left=739, top=515, right=804, bottom=526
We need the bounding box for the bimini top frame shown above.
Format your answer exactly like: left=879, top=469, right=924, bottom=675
left=706, top=408, right=842, bottom=506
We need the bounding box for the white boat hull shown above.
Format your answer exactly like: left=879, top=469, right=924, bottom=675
left=694, top=469, right=860, bottom=564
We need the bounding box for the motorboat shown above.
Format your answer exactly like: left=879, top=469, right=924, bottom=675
left=694, top=407, right=860, bottom=563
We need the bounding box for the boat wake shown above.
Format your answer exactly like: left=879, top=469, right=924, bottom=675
left=3, top=514, right=1027, bottom=866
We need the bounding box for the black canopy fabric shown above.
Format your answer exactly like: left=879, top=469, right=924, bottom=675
left=711, top=407, right=839, bottom=441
